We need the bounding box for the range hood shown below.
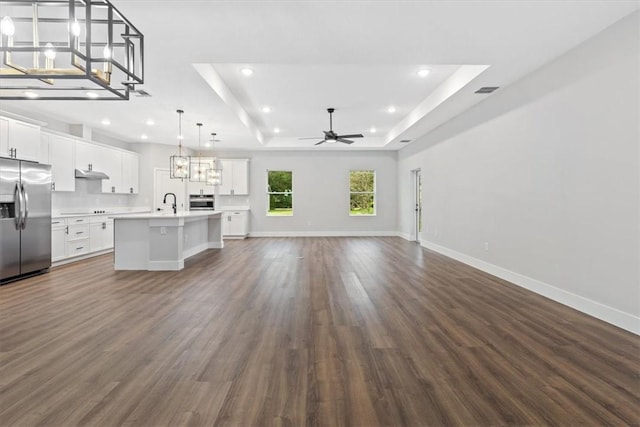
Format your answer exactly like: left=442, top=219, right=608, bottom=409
left=75, top=169, right=110, bottom=180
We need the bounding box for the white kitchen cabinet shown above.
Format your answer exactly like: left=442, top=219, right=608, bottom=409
left=45, top=133, right=75, bottom=192
left=218, top=159, right=249, bottom=196
left=121, top=151, right=139, bottom=194
left=76, top=141, right=129, bottom=194
left=221, top=210, right=249, bottom=238
left=90, top=217, right=114, bottom=252
left=100, top=148, right=122, bottom=194
left=51, top=218, right=67, bottom=262
left=0, top=117, right=40, bottom=161
left=75, top=140, right=101, bottom=171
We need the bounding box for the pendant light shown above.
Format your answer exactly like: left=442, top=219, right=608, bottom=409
left=170, top=110, right=190, bottom=179
left=190, top=123, right=208, bottom=182
left=206, top=133, right=223, bottom=186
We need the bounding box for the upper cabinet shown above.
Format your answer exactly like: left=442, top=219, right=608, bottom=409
left=75, top=139, right=139, bottom=195
left=0, top=116, right=41, bottom=162
left=218, top=159, right=249, bottom=196
left=41, top=133, right=75, bottom=192
left=122, top=151, right=139, bottom=194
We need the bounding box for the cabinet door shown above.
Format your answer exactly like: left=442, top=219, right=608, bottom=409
left=121, top=151, right=139, bottom=194
left=231, top=160, right=249, bottom=195
left=90, top=222, right=104, bottom=252
left=52, top=227, right=67, bottom=262
left=10, top=120, right=40, bottom=162
left=222, top=214, right=231, bottom=235
left=99, top=148, right=122, bottom=194
left=217, top=159, right=234, bottom=195
left=0, top=117, right=9, bottom=157
left=75, top=141, right=94, bottom=170
left=228, top=214, right=244, bottom=235
left=40, top=133, right=50, bottom=164
left=104, top=221, right=114, bottom=249
left=49, top=135, right=75, bottom=192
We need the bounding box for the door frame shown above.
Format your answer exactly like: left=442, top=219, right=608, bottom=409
left=412, top=168, right=422, bottom=243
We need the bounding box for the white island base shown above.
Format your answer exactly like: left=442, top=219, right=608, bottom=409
left=113, top=211, right=224, bottom=271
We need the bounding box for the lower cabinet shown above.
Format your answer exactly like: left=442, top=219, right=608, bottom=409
left=221, top=210, right=249, bottom=238
left=51, top=215, right=114, bottom=264
left=51, top=219, right=67, bottom=262
left=90, top=217, right=114, bottom=252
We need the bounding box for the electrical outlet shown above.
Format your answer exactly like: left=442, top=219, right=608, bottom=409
left=484, top=242, right=489, bottom=251
left=160, top=227, right=166, bottom=235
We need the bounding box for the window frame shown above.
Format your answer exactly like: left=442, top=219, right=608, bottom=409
left=349, top=169, right=376, bottom=216
left=266, top=169, right=293, bottom=216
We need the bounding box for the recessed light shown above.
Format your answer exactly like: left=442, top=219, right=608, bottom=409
left=141, top=134, right=148, bottom=140
left=387, top=106, right=396, bottom=113
left=145, top=119, right=155, bottom=126
left=273, top=127, right=280, bottom=133
left=204, top=142, right=211, bottom=148
left=101, top=118, right=111, bottom=126
left=240, top=68, right=254, bottom=76
left=417, top=68, right=430, bottom=77
left=370, top=127, right=377, bottom=133
left=86, top=91, right=99, bottom=99
left=24, top=91, right=39, bottom=99
left=262, top=106, right=271, bottom=113
left=178, top=135, right=184, bottom=140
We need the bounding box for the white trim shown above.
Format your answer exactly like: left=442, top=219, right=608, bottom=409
left=397, top=232, right=412, bottom=241
left=421, top=240, right=639, bottom=335
left=148, top=260, right=184, bottom=271
left=250, top=230, right=400, bottom=238
left=208, top=241, right=225, bottom=248
left=183, top=243, right=209, bottom=260
left=52, top=248, right=113, bottom=267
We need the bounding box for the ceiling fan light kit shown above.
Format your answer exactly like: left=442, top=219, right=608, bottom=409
left=299, top=107, right=364, bottom=146
left=0, top=0, right=144, bottom=100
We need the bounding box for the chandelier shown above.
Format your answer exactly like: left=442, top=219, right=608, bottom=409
left=189, top=122, right=209, bottom=183
left=170, top=110, right=189, bottom=179
left=206, top=132, right=223, bottom=186
left=0, top=0, right=144, bottom=100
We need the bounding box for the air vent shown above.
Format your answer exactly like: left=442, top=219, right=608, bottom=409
left=134, top=89, right=152, bottom=97
left=475, top=86, right=499, bottom=94
left=399, top=139, right=411, bottom=143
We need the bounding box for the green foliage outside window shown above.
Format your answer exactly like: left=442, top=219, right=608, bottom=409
left=267, top=170, right=293, bottom=216
left=350, top=170, right=375, bottom=215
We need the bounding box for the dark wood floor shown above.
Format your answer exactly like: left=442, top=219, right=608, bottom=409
left=0, top=237, right=638, bottom=426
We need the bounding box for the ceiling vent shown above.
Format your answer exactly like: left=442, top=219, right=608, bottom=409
left=134, top=89, right=152, bottom=97
left=399, top=139, right=411, bottom=143
left=475, top=86, right=499, bottom=94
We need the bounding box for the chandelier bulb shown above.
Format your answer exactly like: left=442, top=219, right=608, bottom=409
left=70, top=19, right=81, bottom=37
left=44, top=43, right=56, bottom=60
left=103, top=45, right=111, bottom=59
left=0, top=16, right=15, bottom=37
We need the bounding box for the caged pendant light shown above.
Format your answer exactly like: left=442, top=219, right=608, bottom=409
left=189, top=123, right=209, bottom=182
left=206, top=132, right=222, bottom=186
left=169, top=109, right=189, bottom=179
left=0, top=0, right=144, bottom=100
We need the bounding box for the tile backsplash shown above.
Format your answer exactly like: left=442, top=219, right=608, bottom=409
left=52, top=179, right=134, bottom=212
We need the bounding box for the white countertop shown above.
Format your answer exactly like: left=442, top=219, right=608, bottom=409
left=53, top=207, right=151, bottom=218
left=217, top=205, right=250, bottom=211
left=111, top=210, right=224, bottom=220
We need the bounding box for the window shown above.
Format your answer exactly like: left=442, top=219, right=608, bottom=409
left=267, top=170, right=293, bottom=216
left=350, top=170, right=375, bottom=215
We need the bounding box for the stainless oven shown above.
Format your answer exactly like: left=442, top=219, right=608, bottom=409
left=189, top=194, right=215, bottom=210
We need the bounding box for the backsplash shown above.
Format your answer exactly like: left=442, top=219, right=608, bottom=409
left=52, top=179, right=134, bottom=212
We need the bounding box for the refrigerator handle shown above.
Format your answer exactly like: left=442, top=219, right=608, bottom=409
left=13, top=182, right=22, bottom=230
left=21, top=183, right=28, bottom=230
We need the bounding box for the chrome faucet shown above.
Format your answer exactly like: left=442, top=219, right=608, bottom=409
left=163, top=193, right=177, bottom=214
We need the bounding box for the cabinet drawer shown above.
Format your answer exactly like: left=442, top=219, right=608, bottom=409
left=68, top=217, right=89, bottom=225
left=67, top=240, right=89, bottom=256
left=51, top=218, right=66, bottom=227
left=67, top=224, right=89, bottom=241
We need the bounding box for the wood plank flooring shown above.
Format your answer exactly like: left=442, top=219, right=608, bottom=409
left=0, top=237, right=638, bottom=426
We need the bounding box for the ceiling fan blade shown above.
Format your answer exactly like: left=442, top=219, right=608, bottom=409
left=336, top=134, right=363, bottom=139
left=337, top=138, right=355, bottom=144
left=314, top=140, right=327, bottom=145
left=299, top=137, right=323, bottom=140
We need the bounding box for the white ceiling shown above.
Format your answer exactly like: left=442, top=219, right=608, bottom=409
left=1, top=1, right=638, bottom=151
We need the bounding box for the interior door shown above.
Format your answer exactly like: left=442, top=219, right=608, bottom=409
left=154, top=168, right=187, bottom=212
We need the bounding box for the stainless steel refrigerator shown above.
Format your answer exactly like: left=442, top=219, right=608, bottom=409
left=0, top=158, right=52, bottom=283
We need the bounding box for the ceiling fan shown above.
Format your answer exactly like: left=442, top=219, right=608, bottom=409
left=299, top=108, right=364, bottom=145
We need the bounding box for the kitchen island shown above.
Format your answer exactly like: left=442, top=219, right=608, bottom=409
left=112, top=211, right=223, bottom=271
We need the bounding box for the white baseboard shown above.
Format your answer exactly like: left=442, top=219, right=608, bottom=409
left=421, top=240, right=639, bottom=335
left=397, top=232, right=412, bottom=241
left=52, top=248, right=113, bottom=268
left=249, top=230, right=400, bottom=238
left=183, top=243, right=209, bottom=260
left=148, top=260, right=183, bottom=271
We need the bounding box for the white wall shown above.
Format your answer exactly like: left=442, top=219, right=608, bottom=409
left=213, top=150, right=397, bottom=236
left=398, top=12, right=639, bottom=333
